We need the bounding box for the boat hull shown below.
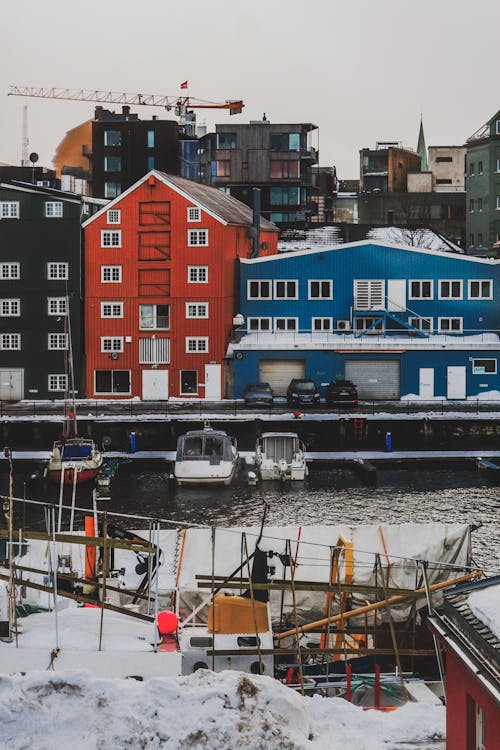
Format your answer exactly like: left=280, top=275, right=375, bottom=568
left=47, top=466, right=101, bottom=486
left=175, top=460, right=238, bottom=486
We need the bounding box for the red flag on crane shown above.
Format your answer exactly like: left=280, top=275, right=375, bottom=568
left=180, top=80, right=188, bottom=89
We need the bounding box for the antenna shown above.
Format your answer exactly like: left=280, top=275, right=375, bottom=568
left=21, top=104, right=29, bottom=167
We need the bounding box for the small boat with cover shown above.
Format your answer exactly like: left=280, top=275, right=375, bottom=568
left=255, top=432, right=308, bottom=481
left=174, top=424, right=239, bottom=486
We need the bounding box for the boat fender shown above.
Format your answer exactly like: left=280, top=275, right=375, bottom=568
left=286, top=667, right=298, bottom=685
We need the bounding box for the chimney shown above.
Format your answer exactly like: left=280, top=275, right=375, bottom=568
left=251, top=187, right=261, bottom=258
left=122, top=105, right=131, bottom=116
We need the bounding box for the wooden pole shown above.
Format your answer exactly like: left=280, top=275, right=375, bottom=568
left=242, top=533, right=263, bottom=676
left=98, top=514, right=108, bottom=651
left=375, top=553, right=405, bottom=695
left=287, top=541, right=305, bottom=696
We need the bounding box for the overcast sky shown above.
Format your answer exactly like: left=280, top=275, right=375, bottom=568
left=1, top=0, right=499, bottom=178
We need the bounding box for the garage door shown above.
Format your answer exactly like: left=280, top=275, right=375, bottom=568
left=345, top=360, right=400, bottom=400
left=0, top=369, right=24, bottom=401
left=259, top=359, right=305, bottom=396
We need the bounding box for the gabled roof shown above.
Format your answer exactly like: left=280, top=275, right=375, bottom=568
left=82, top=170, right=278, bottom=231
left=467, top=109, right=500, bottom=143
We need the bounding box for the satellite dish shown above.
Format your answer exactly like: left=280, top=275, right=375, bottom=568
left=29, top=152, right=39, bottom=164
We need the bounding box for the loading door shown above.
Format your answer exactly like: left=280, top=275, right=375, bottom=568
left=0, top=369, right=24, bottom=401
left=345, top=360, right=400, bottom=400
left=142, top=370, right=168, bottom=400
left=259, top=359, right=305, bottom=396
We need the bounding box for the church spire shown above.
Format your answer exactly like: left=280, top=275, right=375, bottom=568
left=417, top=117, right=428, bottom=171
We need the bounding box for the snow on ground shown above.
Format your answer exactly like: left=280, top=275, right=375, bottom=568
left=468, top=582, right=500, bottom=641
left=0, top=669, right=445, bottom=750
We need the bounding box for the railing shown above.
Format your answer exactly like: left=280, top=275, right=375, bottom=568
left=237, top=328, right=500, bottom=344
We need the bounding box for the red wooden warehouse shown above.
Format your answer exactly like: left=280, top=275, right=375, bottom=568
left=83, top=171, right=278, bottom=399
left=429, top=576, right=500, bottom=750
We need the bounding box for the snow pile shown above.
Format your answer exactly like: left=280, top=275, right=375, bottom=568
left=468, top=582, right=500, bottom=641
left=0, top=670, right=445, bottom=750
left=366, top=227, right=461, bottom=252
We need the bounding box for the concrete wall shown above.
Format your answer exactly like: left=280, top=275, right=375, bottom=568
left=428, top=146, right=465, bottom=191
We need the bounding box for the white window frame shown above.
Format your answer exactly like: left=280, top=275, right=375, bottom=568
left=248, top=317, right=272, bottom=332
left=497, top=120, right=500, bottom=136
left=48, top=374, right=68, bottom=392
left=185, top=336, right=208, bottom=353
left=107, top=209, right=121, bottom=224
left=1, top=263, right=20, bottom=280
left=438, top=279, right=463, bottom=300
left=101, top=301, right=124, bottom=318
left=139, top=337, right=170, bottom=364
left=104, top=130, right=121, bottom=146
left=308, top=279, right=333, bottom=300
left=44, top=201, right=63, bottom=218
left=472, top=358, right=497, bottom=375
left=0, top=202, right=19, bottom=219
left=274, top=317, right=298, bottom=331
left=104, top=155, right=122, bottom=172
left=408, top=316, right=433, bottom=333
left=355, top=316, right=384, bottom=334
left=187, top=228, right=209, bottom=246
left=0, top=299, right=20, bottom=317
left=475, top=703, right=485, bottom=750
left=247, top=279, right=272, bottom=299
left=497, top=195, right=500, bottom=211
left=408, top=279, right=434, bottom=300
left=94, top=370, right=131, bottom=396
left=187, top=206, right=201, bottom=222
left=312, top=317, right=333, bottom=331
left=101, top=230, right=122, bottom=248
left=48, top=333, right=69, bottom=350
left=47, top=297, right=68, bottom=316
left=139, top=304, right=170, bottom=330
left=274, top=279, right=298, bottom=300
left=101, top=265, right=122, bottom=283
left=101, top=336, right=124, bottom=353
left=468, top=279, right=493, bottom=300
left=496, top=158, right=500, bottom=173
left=47, top=262, right=68, bottom=280
left=0, top=333, right=21, bottom=350
left=185, top=302, right=209, bottom=319
left=438, top=317, right=463, bottom=333
left=188, top=266, right=208, bottom=284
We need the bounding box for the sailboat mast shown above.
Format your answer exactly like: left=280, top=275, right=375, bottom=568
left=66, top=292, right=77, bottom=433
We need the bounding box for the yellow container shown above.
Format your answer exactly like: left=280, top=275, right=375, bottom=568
left=207, top=595, right=269, bottom=634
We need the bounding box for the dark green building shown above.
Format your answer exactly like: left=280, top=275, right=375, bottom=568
left=466, top=110, right=500, bottom=252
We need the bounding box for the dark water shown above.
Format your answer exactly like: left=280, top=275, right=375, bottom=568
left=4, top=466, right=499, bottom=573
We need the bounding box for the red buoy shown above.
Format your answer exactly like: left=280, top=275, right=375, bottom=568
left=157, top=609, right=179, bottom=636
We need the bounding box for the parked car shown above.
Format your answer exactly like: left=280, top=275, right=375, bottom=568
left=325, top=379, right=358, bottom=406
left=244, top=382, right=274, bottom=407
left=286, top=379, right=321, bottom=408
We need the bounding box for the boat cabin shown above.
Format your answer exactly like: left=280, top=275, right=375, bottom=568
left=176, top=430, right=236, bottom=465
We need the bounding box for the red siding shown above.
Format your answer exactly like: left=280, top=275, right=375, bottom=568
left=84, top=174, right=278, bottom=398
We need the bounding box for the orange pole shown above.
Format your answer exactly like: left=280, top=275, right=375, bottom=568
left=85, top=516, right=96, bottom=579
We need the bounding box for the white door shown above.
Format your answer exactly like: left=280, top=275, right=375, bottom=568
left=419, top=368, right=434, bottom=399
left=0, top=369, right=24, bottom=400
left=204, top=364, right=221, bottom=400
left=447, top=366, right=466, bottom=400
left=142, top=370, right=168, bottom=400
left=387, top=280, right=406, bottom=312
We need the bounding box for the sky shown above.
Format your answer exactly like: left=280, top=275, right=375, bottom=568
left=1, top=0, right=499, bottom=178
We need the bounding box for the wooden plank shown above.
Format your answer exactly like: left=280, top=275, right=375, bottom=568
left=0, top=528, right=155, bottom=553
left=195, top=578, right=419, bottom=597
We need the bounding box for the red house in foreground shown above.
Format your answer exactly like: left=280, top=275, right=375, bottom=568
left=83, top=171, right=278, bottom=399
left=430, top=576, right=500, bottom=750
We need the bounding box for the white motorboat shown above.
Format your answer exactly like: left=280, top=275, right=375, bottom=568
left=255, top=432, right=308, bottom=481
left=174, top=425, right=239, bottom=486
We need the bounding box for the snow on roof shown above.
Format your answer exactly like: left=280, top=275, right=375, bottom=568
left=366, top=226, right=463, bottom=253
left=468, top=583, right=500, bottom=641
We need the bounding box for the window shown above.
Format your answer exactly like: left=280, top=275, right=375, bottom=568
left=185, top=302, right=208, bottom=319
left=274, top=317, right=298, bottom=331
left=439, top=280, right=463, bottom=299
left=438, top=317, right=462, bottom=333
left=216, top=133, right=237, bottom=149
left=188, top=266, right=208, bottom=283
left=470, top=198, right=475, bottom=213
left=248, top=317, right=271, bottom=332
left=470, top=233, right=475, bottom=246
left=409, top=280, right=433, bottom=299
left=139, top=304, right=170, bottom=329
left=0, top=333, right=21, bottom=350
left=104, top=130, right=121, bottom=146
left=469, top=162, right=474, bottom=176
left=104, top=155, right=122, bottom=172
left=1, top=263, right=20, bottom=280
left=308, top=280, right=333, bottom=300
left=496, top=158, right=500, bottom=173
left=478, top=233, right=483, bottom=245
left=47, top=263, right=68, bottom=280
left=0, top=299, right=20, bottom=316
left=104, top=182, right=122, bottom=198
left=44, top=201, right=63, bottom=218
left=48, top=374, right=68, bottom=392
left=48, top=333, right=68, bottom=350
left=0, top=202, right=19, bottom=218
left=188, top=229, right=209, bottom=246
left=312, top=317, right=333, bottom=331
left=478, top=198, right=483, bottom=212
left=274, top=280, right=298, bottom=299
left=248, top=279, right=271, bottom=299
left=468, top=280, right=493, bottom=299
left=95, top=370, right=130, bottom=394
left=107, top=209, right=121, bottom=224
left=436, top=156, right=453, bottom=163
left=270, top=133, right=300, bottom=152
left=478, top=161, right=483, bottom=174
left=101, top=336, right=124, bottom=352
left=216, top=160, right=231, bottom=177
left=472, top=358, right=497, bottom=374
left=101, top=301, right=124, bottom=318
left=101, top=265, right=122, bottom=283
left=139, top=201, right=170, bottom=225
left=186, top=337, right=208, bottom=353
left=101, top=230, right=122, bottom=247
left=147, top=156, right=155, bottom=170
left=147, top=130, right=155, bottom=148
left=270, top=161, right=299, bottom=179
left=497, top=195, right=500, bottom=210
left=47, top=297, right=68, bottom=316
left=355, top=317, right=383, bottom=334
left=187, top=206, right=201, bottom=222
left=139, top=337, right=170, bottom=364
left=435, top=179, right=452, bottom=185
left=180, top=370, right=198, bottom=394
left=497, top=120, right=500, bottom=135
left=270, top=186, right=300, bottom=205
left=408, top=316, right=433, bottom=333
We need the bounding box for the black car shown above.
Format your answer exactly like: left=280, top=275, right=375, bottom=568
left=243, top=381, right=274, bottom=406
left=286, top=379, right=321, bottom=408
left=325, top=379, right=358, bottom=406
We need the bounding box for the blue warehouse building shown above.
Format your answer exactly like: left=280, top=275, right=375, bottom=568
left=231, top=241, right=500, bottom=401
